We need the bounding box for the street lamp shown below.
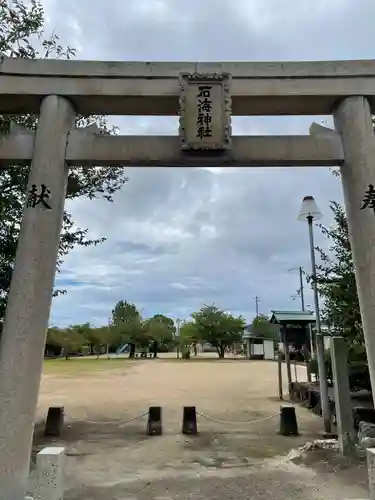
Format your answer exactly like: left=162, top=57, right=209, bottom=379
left=298, top=196, right=331, bottom=434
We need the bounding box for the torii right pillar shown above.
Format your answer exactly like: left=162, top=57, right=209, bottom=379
left=334, top=96, right=375, bottom=399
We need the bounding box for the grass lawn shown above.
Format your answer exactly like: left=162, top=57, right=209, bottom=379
left=161, top=357, right=249, bottom=362
left=43, top=356, right=133, bottom=376
left=42, top=355, right=250, bottom=376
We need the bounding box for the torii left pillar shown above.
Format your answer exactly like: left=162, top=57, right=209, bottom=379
left=0, top=95, right=75, bottom=500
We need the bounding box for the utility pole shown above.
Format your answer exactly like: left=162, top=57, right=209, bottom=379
left=255, top=296, right=260, bottom=318
left=299, top=266, right=305, bottom=312
left=290, top=265, right=312, bottom=383
left=288, top=266, right=305, bottom=312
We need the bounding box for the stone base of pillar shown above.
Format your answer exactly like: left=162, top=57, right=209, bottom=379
left=34, top=446, right=65, bottom=500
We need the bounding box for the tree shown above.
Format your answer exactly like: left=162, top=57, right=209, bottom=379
left=111, top=300, right=144, bottom=358
left=192, top=305, right=246, bottom=358
left=72, top=323, right=114, bottom=357
left=0, top=0, right=128, bottom=328
left=112, top=301, right=140, bottom=325
left=143, top=314, right=175, bottom=357
left=310, top=199, right=371, bottom=391
left=179, top=320, right=200, bottom=356
left=47, top=327, right=85, bottom=359
left=314, top=201, right=363, bottom=350
left=90, top=325, right=119, bottom=358
left=45, top=327, right=63, bottom=357
left=70, top=323, right=94, bottom=353
left=251, top=314, right=279, bottom=340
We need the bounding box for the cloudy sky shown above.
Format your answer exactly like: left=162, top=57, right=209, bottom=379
left=41, top=0, right=375, bottom=327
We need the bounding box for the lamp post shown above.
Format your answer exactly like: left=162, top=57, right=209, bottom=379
left=298, top=196, right=331, bottom=434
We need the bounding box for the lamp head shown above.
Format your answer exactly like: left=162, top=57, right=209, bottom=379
left=298, top=196, right=322, bottom=222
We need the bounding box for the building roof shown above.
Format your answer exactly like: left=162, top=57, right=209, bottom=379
left=269, top=310, right=316, bottom=324
left=243, top=334, right=277, bottom=341
left=243, top=322, right=280, bottom=339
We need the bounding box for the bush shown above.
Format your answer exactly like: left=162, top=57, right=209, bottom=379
left=309, top=353, right=332, bottom=384
left=308, top=350, right=371, bottom=393
left=348, top=361, right=371, bottom=392
left=182, top=350, right=191, bottom=360
left=158, top=343, right=169, bottom=353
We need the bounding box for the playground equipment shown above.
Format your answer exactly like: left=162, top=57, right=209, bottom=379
left=116, top=344, right=129, bottom=355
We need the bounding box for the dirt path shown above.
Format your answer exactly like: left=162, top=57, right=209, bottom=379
left=30, top=359, right=369, bottom=499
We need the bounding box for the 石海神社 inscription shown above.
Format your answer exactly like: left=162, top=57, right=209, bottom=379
left=179, top=72, right=231, bottom=151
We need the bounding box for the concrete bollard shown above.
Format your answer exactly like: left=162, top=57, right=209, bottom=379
left=44, top=406, right=64, bottom=437
left=182, top=406, right=198, bottom=435
left=34, top=446, right=65, bottom=500
left=279, top=405, right=299, bottom=436
left=147, top=406, right=162, bottom=435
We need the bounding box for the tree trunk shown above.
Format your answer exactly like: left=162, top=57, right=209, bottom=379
left=128, top=343, right=135, bottom=358
left=193, top=343, right=197, bottom=356
left=216, top=343, right=226, bottom=358
left=219, top=343, right=226, bottom=359
left=153, top=340, right=158, bottom=358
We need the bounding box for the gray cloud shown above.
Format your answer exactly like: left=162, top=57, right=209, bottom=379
left=39, top=0, right=368, bottom=326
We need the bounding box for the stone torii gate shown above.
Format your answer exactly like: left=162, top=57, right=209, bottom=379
left=1, top=58, right=375, bottom=499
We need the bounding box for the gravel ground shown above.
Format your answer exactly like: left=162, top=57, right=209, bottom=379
left=30, top=358, right=369, bottom=500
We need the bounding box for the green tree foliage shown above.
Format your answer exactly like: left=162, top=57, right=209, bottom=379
left=179, top=320, right=199, bottom=346
left=314, top=201, right=363, bottom=352
left=0, top=0, right=128, bottom=326
left=143, top=314, right=176, bottom=355
left=192, top=305, right=246, bottom=358
left=112, top=300, right=140, bottom=325
left=94, top=325, right=119, bottom=353
left=179, top=320, right=200, bottom=356
left=69, top=323, right=115, bottom=357
left=310, top=199, right=371, bottom=391
left=251, top=314, right=279, bottom=340
left=45, top=322, right=121, bottom=358
left=47, top=327, right=85, bottom=359
left=111, top=300, right=146, bottom=357
left=111, top=303, right=176, bottom=357
left=69, top=322, right=92, bottom=350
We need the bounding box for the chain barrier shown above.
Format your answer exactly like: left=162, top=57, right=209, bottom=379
left=196, top=411, right=280, bottom=426
left=63, top=410, right=148, bottom=426
left=62, top=410, right=280, bottom=427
